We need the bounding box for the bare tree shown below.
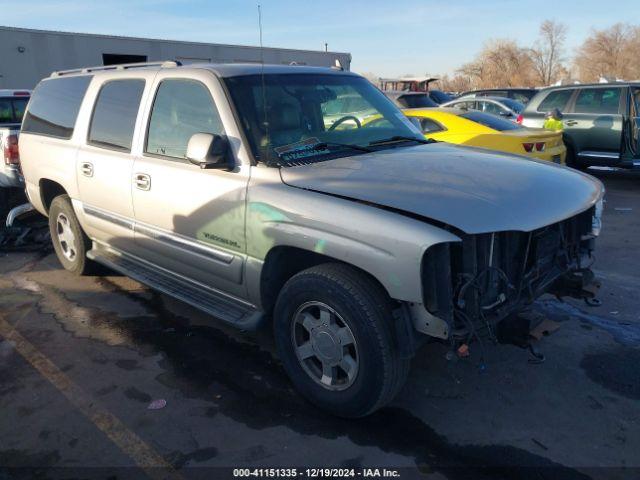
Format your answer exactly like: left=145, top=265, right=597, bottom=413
left=438, top=74, right=472, bottom=93
left=574, top=23, right=640, bottom=81
left=457, top=39, right=536, bottom=88
left=529, top=20, right=568, bottom=86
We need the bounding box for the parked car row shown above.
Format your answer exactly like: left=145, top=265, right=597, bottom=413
left=382, top=81, right=640, bottom=170
left=14, top=62, right=604, bottom=417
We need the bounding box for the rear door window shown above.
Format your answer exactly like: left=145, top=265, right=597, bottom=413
left=478, top=101, right=502, bottom=115
left=146, top=79, right=225, bottom=159
left=573, top=88, right=622, bottom=114
left=537, top=89, right=574, bottom=113
left=22, top=76, right=92, bottom=139
left=88, top=80, right=145, bottom=152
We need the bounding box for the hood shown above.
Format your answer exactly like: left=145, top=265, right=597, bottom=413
left=280, top=143, right=603, bottom=234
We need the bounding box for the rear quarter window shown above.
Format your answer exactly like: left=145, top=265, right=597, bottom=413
left=22, top=76, right=92, bottom=139
left=536, top=89, right=573, bottom=113
left=417, top=117, right=445, bottom=133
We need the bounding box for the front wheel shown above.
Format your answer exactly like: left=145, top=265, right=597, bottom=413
left=274, top=263, right=410, bottom=417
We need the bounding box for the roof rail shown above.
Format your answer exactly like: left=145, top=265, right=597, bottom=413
left=51, top=60, right=182, bottom=78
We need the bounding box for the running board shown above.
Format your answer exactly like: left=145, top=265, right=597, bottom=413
left=87, top=245, right=263, bottom=330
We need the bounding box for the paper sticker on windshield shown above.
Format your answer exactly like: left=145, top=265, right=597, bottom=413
left=395, top=113, right=422, bottom=135
left=274, top=137, right=329, bottom=162
left=274, top=138, right=322, bottom=155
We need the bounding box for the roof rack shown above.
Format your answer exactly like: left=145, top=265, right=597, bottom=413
left=51, top=60, right=182, bottom=77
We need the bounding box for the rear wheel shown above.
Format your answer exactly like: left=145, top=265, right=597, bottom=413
left=49, top=195, right=93, bottom=275
left=274, top=263, right=410, bottom=417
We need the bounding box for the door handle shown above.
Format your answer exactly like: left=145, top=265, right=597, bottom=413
left=565, top=120, right=578, bottom=126
left=81, top=162, right=93, bottom=177
left=134, top=173, right=151, bottom=191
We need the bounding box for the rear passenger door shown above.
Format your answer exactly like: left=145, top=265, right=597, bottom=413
left=76, top=77, right=148, bottom=247
left=564, top=86, right=624, bottom=165
left=131, top=72, right=249, bottom=299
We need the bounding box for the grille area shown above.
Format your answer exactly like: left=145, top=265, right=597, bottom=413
left=423, top=207, right=595, bottom=339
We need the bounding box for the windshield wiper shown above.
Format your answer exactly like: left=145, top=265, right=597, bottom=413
left=314, top=141, right=373, bottom=153
left=368, top=136, right=436, bottom=146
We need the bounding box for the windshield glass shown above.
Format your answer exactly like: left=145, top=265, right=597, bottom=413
left=460, top=111, right=523, bottom=131
left=400, top=94, right=438, bottom=108
left=429, top=90, right=453, bottom=104
left=224, top=74, right=424, bottom=164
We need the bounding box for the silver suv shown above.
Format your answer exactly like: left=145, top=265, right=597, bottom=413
left=19, top=61, right=604, bottom=417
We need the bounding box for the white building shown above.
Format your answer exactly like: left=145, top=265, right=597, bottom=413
left=0, top=26, right=351, bottom=89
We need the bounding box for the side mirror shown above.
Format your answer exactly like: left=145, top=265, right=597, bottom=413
left=186, top=133, right=230, bottom=169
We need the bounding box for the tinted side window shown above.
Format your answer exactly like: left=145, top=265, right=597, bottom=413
left=537, top=89, right=573, bottom=112
left=146, top=79, right=224, bottom=159
left=574, top=88, right=621, bottom=114
left=88, top=80, right=145, bottom=152
left=479, top=101, right=502, bottom=115
left=451, top=100, right=475, bottom=110
left=22, top=76, right=92, bottom=139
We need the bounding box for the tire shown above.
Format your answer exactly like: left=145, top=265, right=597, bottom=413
left=274, top=263, right=410, bottom=417
left=565, top=144, right=587, bottom=171
left=48, top=195, right=93, bottom=275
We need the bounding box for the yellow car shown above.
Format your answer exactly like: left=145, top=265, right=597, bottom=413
left=403, top=108, right=566, bottom=163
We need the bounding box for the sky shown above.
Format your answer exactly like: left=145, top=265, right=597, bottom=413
left=1, top=0, right=639, bottom=77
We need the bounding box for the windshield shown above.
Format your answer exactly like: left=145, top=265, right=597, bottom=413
left=224, top=74, right=424, bottom=164
left=400, top=94, right=438, bottom=108
left=0, top=97, right=29, bottom=125
left=460, top=111, right=523, bottom=131
left=429, top=90, right=453, bottom=104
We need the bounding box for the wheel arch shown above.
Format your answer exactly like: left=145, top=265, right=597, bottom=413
left=258, top=245, right=394, bottom=315
left=39, top=178, right=68, bottom=215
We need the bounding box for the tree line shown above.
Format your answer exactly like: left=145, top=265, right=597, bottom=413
left=439, top=21, right=640, bottom=91
left=360, top=21, right=640, bottom=92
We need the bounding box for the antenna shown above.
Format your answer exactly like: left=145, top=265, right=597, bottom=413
left=258, top=3, right=271, bottom=164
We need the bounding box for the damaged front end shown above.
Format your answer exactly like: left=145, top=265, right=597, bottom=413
left=420, top=204, right=602, bottom=343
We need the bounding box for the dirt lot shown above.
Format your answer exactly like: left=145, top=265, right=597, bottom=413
left=1, top=169, right=639, bottom=480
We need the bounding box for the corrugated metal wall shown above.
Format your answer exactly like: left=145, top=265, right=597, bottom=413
left=0, top=27, right=351, bottom=89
